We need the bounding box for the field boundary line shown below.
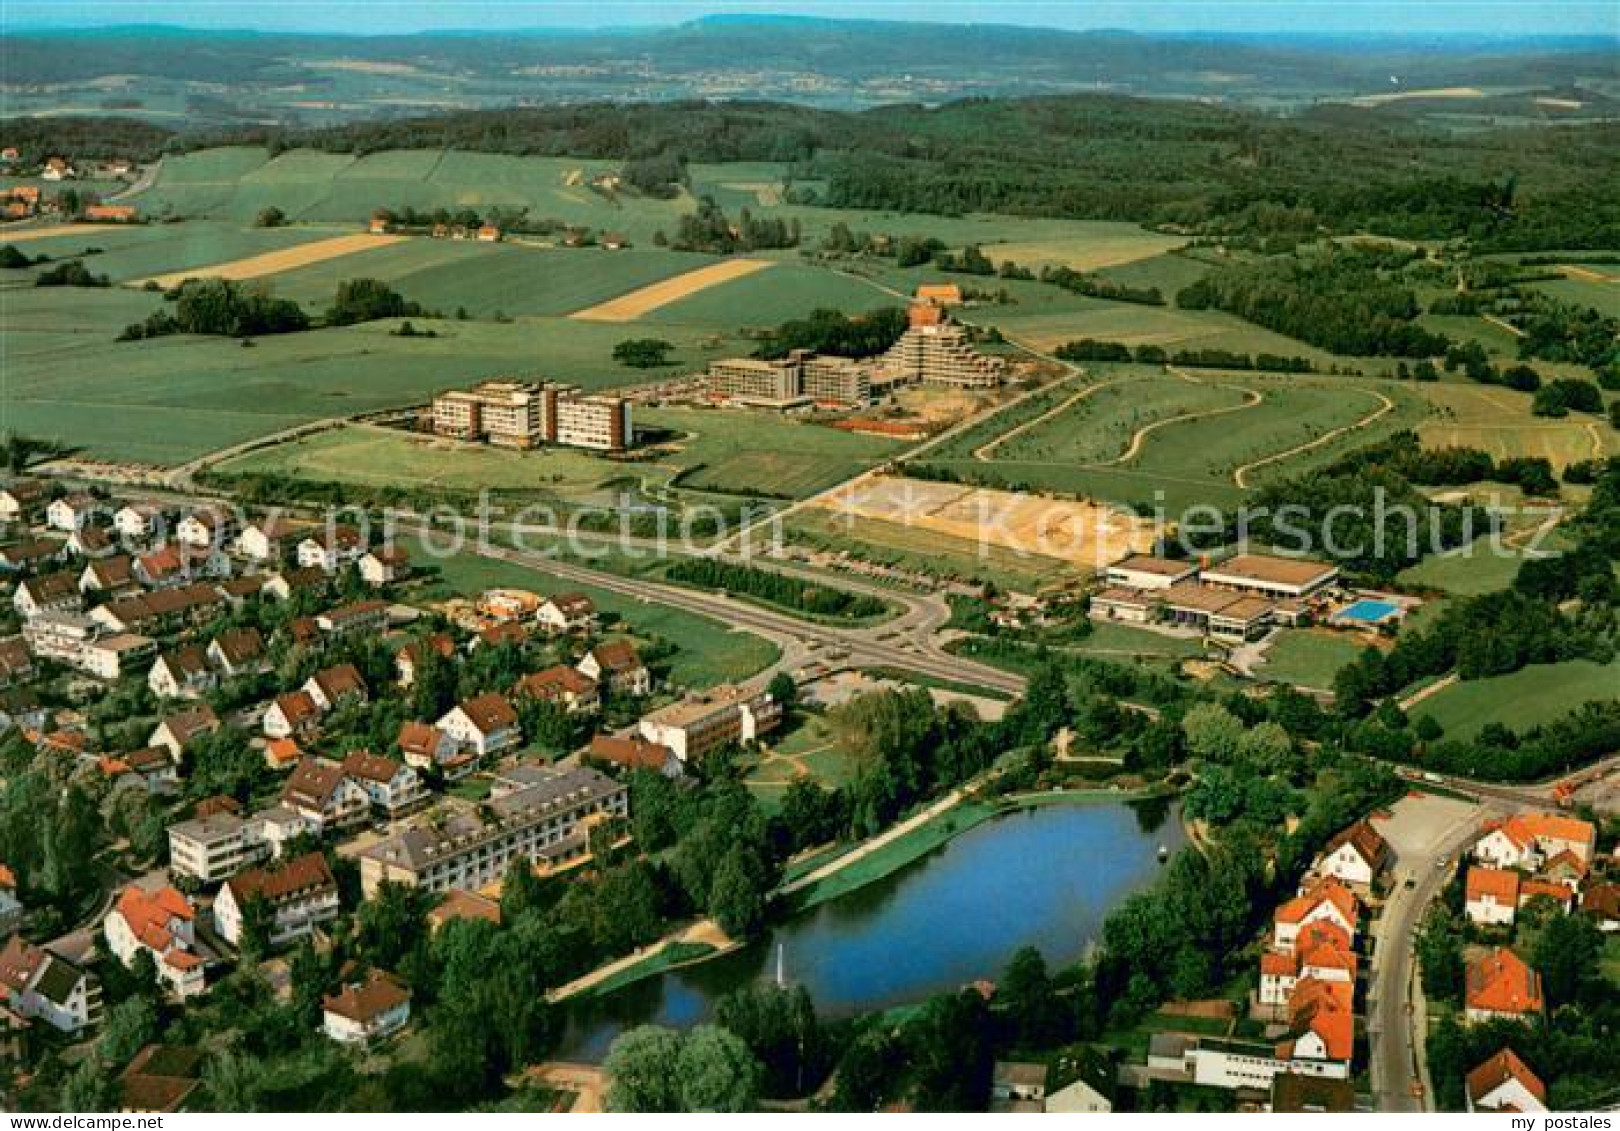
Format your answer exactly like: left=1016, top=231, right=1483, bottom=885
left=1232, top=386, right=1395, bottom=488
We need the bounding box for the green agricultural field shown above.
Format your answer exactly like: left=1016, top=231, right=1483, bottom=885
left=1396, top=536, right=1531, bottom=596
left=1410, top=659, right=1620, bottom=741
left=0, top=302, right=740, bottom=465
left=411, top=540, right=779, bottom=690
left=1254, top=629, right=1367, bottom=691
left=639, top=261, right=894, bottom=328
left=0, top=219, right=341, bottom=284
left=641, top=406, right=907, bottom=499
left=272, top=240, right=719, bottom=318
left=1413, top=378, right=1617, bottom=468
left=214, top=423, right=640, bottom=496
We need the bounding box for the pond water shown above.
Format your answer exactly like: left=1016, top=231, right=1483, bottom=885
left=557, top=795, right=1182, bottom=1060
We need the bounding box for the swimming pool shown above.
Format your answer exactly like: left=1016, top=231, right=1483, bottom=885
left=1336, top=599, right=1401, bottom=624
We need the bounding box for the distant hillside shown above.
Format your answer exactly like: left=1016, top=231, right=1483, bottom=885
left=0, top=18, right=1615, bottom=124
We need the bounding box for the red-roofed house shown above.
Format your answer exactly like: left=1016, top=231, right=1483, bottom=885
left=322, top=969, right=411, bottom=1045
left=514, top=665, right=600, bottom=714
left=1466, top=1048, right=1548, bottom=1113
left=1316, top=820, right=1390, bottom=888
left=103, top=886, right=205, bottom=999
left=1465, top=866, right=1521, bottom=928
left=264, top=690, right=321, bottom=740
left=577, top=640, right=652, bottom=697
left=1277, top=978, right=1354, bottom=1075
left=1475, top=814, right=1598, bottom=870
left=1273, top=879, right=1359, bottom=950
left=214, top=852, right=339, bottom=947
left=397, top=721, right=467, bottom=777
left=1465, top=948, right=1544, bottom=1024
left=437, top=693, right=521, bottom=758
left=341, top=750, right=427, bottom=816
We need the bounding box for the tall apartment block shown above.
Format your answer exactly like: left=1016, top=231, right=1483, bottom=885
left=431, top=380, right=632, bottom=451
left=706, top=349, right=871, bottom=409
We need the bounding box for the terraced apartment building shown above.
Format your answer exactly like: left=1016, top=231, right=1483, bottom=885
left=431, top=380, right=632, bottom=451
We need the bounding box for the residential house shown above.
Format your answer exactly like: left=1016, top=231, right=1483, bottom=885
left=1465, top=948, right=1544, bottom=1024
left=427, top=890, right=501, bottom=932
left=149, top=706, right=221, bottom=761
left=14, top=571, right=82, bottom=619
left=1272, top=879, right=1359, bottom=951
left=577, top=640, right=652, bottom=697
left=535, top=592, right=596, bottom=634
left=358, top=545, right=410, bottom=586
left=1276, top=977, right=1354, bottom=1075
left=1519, top=878, right=1575, bottom=914
left=316, top=600, right=388, bottom=638
left=437, top=693, right=522, bottom=759
left=263, top=737, right=304, bottom=773
left=147, top=646, right=216, bottom=700
left=133, top=546, right=187, bottom=589
left=235, top=518, right=304, bottom=563
left=1270, top=1073, right=1356, bottom=1114
left=0, top=537, right=66, bottom=573
left=176, top=508, right=236, bottom=550
left=79, top=634, right=157, bottom=681
left=66, top=524, right=115, bottom=558
left=213, top=852, right=339, bottom=948
left=303, top=663, right=368, bottom=711
left=340, top=750, right=427, bottom=816
left=103, top=886, right=205, bottom=999
left=21, top=609, right=98, bottom=662
left=112, top=501, right=170, bottom=544
left=206, top=627, right=267, bottom=679
left=1582, top=882, right=1620, bottom=932
left=1474, top=814, right=1598, bottom=870
left=397, top=721, right=470, bottom=778
left=122, top=746, right=179, bottom=793
left=263, top=567, right=330, bottom=602
left=989, top=1062, right=1047, bottom=1113
left=118, top=1044, right=203, bottom=1113
left=1259, top=920, right=1357, bottom=1009
left=0, top=637, right=34, bottom=687
left=0, top=690, right=46, bottom=734
left=1316, top=820, right=1390, bottom=888
left=0, top=935, right=102, bottom=1035
left=1466, top=1048, right=1548, bottom=1114
left=297, top=526, right=366, bottom=572
left=166, top=810, right=267, bottom=884
left=322, top=969, right=411, bottom=1044
left=1043, top=1048, right=1116, bottom=1114
left=395, top=633, right=455, bottom=687
left=46, top=493, right=101, bottom=533
left=264, top=691, right=321, bottom=740
left=280, top=758, right=369, bottom=830
left=79, top=554, right=137, bottom=596
left=0, top=480, right=48, bottom=524
left=514, top=665, right=600, bottom=714
left=586, top=734, right=679, bottom=777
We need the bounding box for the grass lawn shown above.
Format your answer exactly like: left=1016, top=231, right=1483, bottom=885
left=580, top=941, right=718, bottom=999
left=1411, top=379, right=1618, bottom=469
left=1254, top=628, right=1367, bottom=691
left=641, top=406, right=907, bottom=499
left=1397, top=536, right=1530, bottom=596
left=1071, top=621, right=1205, bottom=662
left=411, top=541, right=780, bottom=689
left=1411, top=659, right=1620, bottom=740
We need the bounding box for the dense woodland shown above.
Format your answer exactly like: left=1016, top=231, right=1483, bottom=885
left=15, top=91, right=1620, bottom=248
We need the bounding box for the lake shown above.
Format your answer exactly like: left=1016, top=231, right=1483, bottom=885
left=558, top=795, right=1182, bottom=1060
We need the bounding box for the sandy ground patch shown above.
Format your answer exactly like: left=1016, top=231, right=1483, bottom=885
left=0, top=223, right=110, bottom=242
left=1350, top=86, right=1486, bottom=106
left=569, top=257, right=774, bottom=322
left=1371, top=790, right=1482, bottom=865
left=818, top=475, right=1154, bottom=571
left=130, top=231, right=410, bottom=288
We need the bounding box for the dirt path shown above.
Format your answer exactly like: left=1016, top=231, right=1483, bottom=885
left=1397, top=672, right=1458, bottom=712
left=131, top=231, right=410, bottom=288
left=1481, top=313, right=1526, bottom=339
left=546, top=919, right=735, bottom=1003
left=1559, top=263, right=1618, bottom=284
left=1232, top=387, right=1396, bottom=489
left=1099, top=368, right=1261, bottom=468
left=569, top=257, right=775, bottom=321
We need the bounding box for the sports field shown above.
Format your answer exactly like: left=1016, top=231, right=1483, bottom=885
left=131, top=231, right=410, bottom=288
left=570, top=258, right=776, bottom=321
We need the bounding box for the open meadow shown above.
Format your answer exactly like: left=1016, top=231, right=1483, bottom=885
left=1410, top=658, right=1620, bottom=740
left=1412, top=379, right=1617, bottom=468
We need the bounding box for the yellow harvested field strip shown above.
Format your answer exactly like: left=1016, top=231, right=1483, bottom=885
left=569, top=257, right=775, bottom=322
left=130, top=232, right=410, bottom=288
left=1561, top=264, right=1619, bottom=284
left=0, top=223, right=109, bottom=242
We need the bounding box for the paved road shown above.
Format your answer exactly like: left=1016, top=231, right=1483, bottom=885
left=1367, top=803, right=1504, bottom=1112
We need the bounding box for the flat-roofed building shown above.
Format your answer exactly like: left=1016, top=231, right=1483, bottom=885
left=708, top=356, right=806, bottom=408
left=555, top=392, right=631, bottom=451
left=166, top=811, right=269, bottom=884
left=1200, top=554, right=1339, bottom=599
left=802, top=355, right=871, bottom=406
left=1105, top=554, right=1199, bottom=591
left=357, top=766, right=628, bottom=896
left=1088, top=587, right=1160, bottom=625
left=1161, top=582, right=1276, bottom=642
left=432, top=380, right=631, bottom=451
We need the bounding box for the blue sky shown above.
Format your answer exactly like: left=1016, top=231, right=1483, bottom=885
left=6, top=1, right=1617, bottom=36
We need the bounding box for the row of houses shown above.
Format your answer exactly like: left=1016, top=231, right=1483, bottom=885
left=1465, top=812, right=1611, bottom=931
